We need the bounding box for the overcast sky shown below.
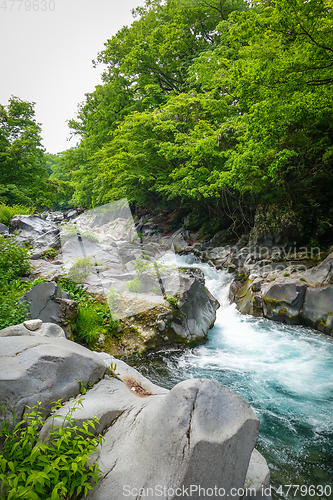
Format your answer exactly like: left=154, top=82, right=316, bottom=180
left=0, top=0, right=144, bottom=153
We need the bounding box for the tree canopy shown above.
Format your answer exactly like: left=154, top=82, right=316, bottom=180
left=0, top=97, right=72, bottom=210
left=4, top=0, right=332, bottom=243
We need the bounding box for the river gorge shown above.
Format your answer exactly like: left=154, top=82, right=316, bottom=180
left=130, top=254, right=333, bottom=499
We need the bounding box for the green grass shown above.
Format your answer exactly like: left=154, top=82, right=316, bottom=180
left=0, top=203, right=35, bottom=227
left=60, top=279, right=119, bottom=348
left=73, top=306, right=105, bottom=347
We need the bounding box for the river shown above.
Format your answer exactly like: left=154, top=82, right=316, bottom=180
left=130, top=254, right=333, bottom=499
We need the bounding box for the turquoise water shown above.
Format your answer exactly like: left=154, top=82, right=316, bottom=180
left=130, top=255, right=333, bottom=499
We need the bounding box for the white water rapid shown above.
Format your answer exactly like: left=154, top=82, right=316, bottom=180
left=130, top=253, right=333, bottom=499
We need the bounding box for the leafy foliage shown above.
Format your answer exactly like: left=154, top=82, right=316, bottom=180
left=59, top=279, right=119, bottom=348
left=0, top=203, right=35, bottom=227
left=61, top=0, right=333, bottom=244
left=0, top=280, right=30, bottom=330
left=0, top=400, right=103, bottom=499
left=0, top=234, right=31, bottom=282
left=0, top=96, right=71, bottom=209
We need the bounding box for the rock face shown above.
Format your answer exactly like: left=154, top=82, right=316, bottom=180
left=301, top=286, right=333, bottom=334
left=9, top=214, right=60, bottom=258
left=19, top=281, right=78, bottom=339
left=109, top=268, right=219, bottom=356
left=25, top=209, right=219, bottom=355
left=0, top=332, right=271, bottom=499
left=230, top=253, right=333, bottom=336
left=40, top=352, right=262, bottom=500
left=262, top=278, right=308, bottom=325
left=85, top=379, right=258, bottom=500
left=0, top=336, right=107, bottom=427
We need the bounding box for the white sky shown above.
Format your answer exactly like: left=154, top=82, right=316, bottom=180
left=0, top=0, right=144, bottom=153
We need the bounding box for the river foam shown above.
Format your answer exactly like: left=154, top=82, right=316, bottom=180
left=130, top=253, right=333, bottom=498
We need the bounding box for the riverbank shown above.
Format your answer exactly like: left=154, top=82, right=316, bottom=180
left=129, top=254, right=333, bottom=499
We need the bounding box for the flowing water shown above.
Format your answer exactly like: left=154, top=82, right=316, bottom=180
left=130, top=254, right=333, bottom=499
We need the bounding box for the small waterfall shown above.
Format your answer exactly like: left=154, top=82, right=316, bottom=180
left=130, top=253, right=333, bottom=498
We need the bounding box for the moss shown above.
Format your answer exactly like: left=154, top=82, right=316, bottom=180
left=263, top=295, right=283, bottom=307
left=236, top=281, right=252, bottom=299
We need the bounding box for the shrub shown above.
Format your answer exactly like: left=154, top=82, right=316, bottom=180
left=0, top=282, right=30, bottom=330
left=164, top=293, right=179, bottom=309
left=0, top=203, right=35, bottom=227
left=58, top=278, right=90, bottom=303
left=0, top=234, right=31, bottom=282
left=0, top=400, right=103, bottom=499
left=67, top=256, right=94, bottom=283
left=0, top=235, right=32, bottom=330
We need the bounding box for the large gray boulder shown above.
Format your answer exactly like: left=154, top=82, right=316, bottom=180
left=0, top=334, right=271, bottom=499
left=19, top=281, right=78, bottom=339
left=0, top=336, right=107, bottom=427
left=41, top=376, right=260, bottom=500
left=9, top=214, right=60, bottom=258
left=204, top=246, right=231, bottom=269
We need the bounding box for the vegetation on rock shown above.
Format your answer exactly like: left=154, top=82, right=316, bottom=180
left=0, top=400, right=103, bottom=499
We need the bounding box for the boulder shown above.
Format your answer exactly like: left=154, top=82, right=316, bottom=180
left=23, top=319, right=43, bottom=331
left=303, top=252, right=333, bottom=286
left=261, top=278, right=307, bottom=324
left=0, top=223, right=9, bottom=235
left=41, top=376, right=260, bottom=500
left=301, top=286, right=333, bottom=335
left=205, top=246, right=231, bottom=269
left=45, top=211, right=65, bottom=223
left=171, top=228, right=190, bottom=253
left=9, top=214, right=60, bottom=258
left=231, top=279, right=264, bottom=318
left=0, top=332, right=271, bottom=498
left=29, top=259, right=65, bottom=282
left=230, top=260, right=333, bottom=336
left=243, top=449, right=272, bottom=500
left=19, top=281, right=78, bottom=339
left=0, top=321, right=66, bottom=339
left=0, top=336, right=107, bottom=427
left=65, top=209, right=79, bottom=221
left=111, top=268, right=219, bottom=356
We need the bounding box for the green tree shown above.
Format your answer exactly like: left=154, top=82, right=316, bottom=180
left=0, top=96, right=67, bottom=209
left=66, top=0, right=247, bottom=210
